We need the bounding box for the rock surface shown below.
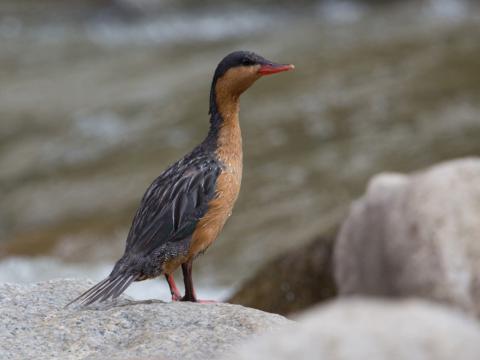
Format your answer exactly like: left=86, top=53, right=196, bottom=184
left=334, top=157, right=480, bottom=316
left=0, top=279, right=291, bottom=360
left=226, top=298, right=480, bottom=360
left=229, top=235, right=337, bottom=315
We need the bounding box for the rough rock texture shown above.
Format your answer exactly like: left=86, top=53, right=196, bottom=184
left=225, top=298, right=480, bottom=360
left=229, top=235, right=337, bottom=315
left=0, top=279, right=290, bottom=360
left=334, top=157, right=480, bottom=317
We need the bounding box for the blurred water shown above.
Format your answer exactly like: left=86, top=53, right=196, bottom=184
left=0, top=256, right=230, bottom=301
left=1, top=0, right=480, bottom=294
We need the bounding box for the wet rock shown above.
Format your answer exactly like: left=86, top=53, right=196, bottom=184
left=335, top=157, right=480, bottom=316
left=229, top=235, right=336, bottom=315
left=0, top=279, right=291, bottom=360
left=226, top=298, right=480, bottom=360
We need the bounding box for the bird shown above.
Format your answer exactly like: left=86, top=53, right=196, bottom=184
left=67, top=51, right=294, bottom=306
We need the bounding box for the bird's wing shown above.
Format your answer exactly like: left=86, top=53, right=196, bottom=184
left=124, top=154, right=221, bottom=256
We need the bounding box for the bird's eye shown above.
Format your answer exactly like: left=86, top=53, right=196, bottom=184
left=242, top=58, right=254, bottom=66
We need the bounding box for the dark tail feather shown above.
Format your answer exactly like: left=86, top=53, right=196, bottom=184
left=66, top=273, right=138, bottom=307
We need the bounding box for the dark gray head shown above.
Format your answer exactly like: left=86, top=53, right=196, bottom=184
left=209, top=51, right=294, bottom=114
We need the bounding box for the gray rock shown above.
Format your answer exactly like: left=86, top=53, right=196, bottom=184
left=334, top=157, right=480, bottom=316
left=0, top=279, right=290, bottom=360
left=226, top=298, right=480, bottom=360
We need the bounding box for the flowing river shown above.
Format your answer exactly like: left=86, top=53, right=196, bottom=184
left=1, top=0, right=479, bottom=299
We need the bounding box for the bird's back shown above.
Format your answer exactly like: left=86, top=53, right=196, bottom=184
left=114, top=144, right=223, bottom=279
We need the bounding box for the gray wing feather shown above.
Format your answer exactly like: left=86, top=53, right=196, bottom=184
left=124, top=154, right=221, bottom=257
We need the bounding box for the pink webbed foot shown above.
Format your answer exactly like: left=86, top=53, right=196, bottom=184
left=171, top=293, right=182, bottom=302
left=180, top=295, right=218, bottom=303
left=197, top=299, right=219, bottom=304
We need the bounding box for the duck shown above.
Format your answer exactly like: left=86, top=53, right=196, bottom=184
left=68, top=51, right=294, bottom=305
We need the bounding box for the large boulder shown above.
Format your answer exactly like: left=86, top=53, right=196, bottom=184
left=226, top=298, right=480, bottom=360
left=229, top=235, right=337, bottom=315
left=0, top=279, right=291, bottom=360
left=334, top=157, right=480, bottom=316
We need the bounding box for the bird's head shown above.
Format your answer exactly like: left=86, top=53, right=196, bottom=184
left=210, top=51, right=294, bottom=114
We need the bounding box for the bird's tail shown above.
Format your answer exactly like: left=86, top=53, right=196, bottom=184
left=66, top=272, right=138, bottom=307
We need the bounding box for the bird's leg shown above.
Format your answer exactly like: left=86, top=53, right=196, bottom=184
left=180, top=260, right=197, bottom=302
left=180, top=260, right=217, bottom=303
left=165, top=274, right=182, bottom=301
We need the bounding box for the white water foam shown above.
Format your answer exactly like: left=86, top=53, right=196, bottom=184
left=0, top=256, right=232, bottom=302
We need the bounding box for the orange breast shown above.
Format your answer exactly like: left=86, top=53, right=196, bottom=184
left=188, top=163, right=242, bottom=258
left=189, top=121, right=242, bottom=258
